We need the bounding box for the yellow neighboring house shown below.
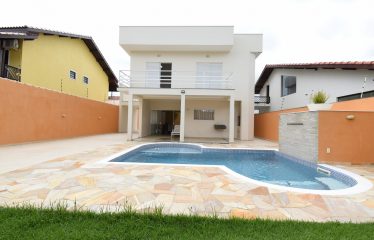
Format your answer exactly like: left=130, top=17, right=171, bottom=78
left=0, top=26, right=118, bottom=101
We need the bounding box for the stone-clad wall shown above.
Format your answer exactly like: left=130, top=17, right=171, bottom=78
left=279, top=112, right=318, bottom=163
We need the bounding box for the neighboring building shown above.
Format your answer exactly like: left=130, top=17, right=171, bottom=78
left=255, top=62, right=374, bottom=112
left=0, top=26, right=118, bottom=101
left=118, top=26, right=262, bottom=142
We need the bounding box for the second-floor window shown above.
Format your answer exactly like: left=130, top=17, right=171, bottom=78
left=83, top=76, right=89, bottom=84
left=145, top=62, right=172, bottom=88
left=196, top=62, right=223, bottom=88
left=281, top=75, right=296, bottom=96
left=69, top=70, right=76, bottom=80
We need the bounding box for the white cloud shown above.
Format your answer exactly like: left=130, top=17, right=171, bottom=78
left=2, top=0, right=373, bottom=80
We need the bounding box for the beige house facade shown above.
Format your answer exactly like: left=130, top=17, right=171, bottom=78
left=118, top=26, right=262, bottom=142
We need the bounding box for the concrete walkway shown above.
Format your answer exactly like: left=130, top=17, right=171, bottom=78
left=0, top=134, right=126, bottom=174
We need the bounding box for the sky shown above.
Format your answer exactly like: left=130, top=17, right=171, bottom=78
left=2, top=0, right=374, bottom=79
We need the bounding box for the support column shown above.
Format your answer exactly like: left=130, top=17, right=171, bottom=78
left=180, top=94, right=186, bottom=142
left=118, top=105, right=127, bottom=133
left=240, top=100, right=250, bottom=140
left=127, top=94, right=133, bottom=141
left=229, top=96, right=235, bottom=143
left=138, top=98, right=143, bottom=137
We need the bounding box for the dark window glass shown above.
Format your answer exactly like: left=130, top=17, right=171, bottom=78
left=69, top=70, right=76, bottom=80
left=337, top=90, right=374, bottom=102
left=281, top=75, right=296, bottom=96
left=83, top=76, right=89, bottom=84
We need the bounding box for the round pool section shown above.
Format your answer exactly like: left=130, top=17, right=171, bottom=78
left=107, top=143, right=371, bottom=195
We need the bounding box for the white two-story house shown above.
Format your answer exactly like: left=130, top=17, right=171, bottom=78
left=118, top=26, right=262, bottom=143
left=255, top=62, right=374, bottom=112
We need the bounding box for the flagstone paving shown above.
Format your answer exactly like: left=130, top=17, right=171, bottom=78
left=0, top=141, right=373, bottom=223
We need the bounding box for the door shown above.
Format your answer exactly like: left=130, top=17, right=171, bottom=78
left=145, top=62, right=161, bottom=88
left=0, top=49, right=3, bottom=77
left=266, top=85, right=270, bottom=103
left=0, top=49, right=9, bottom=78
left=160, top=63, right=172, bottom=88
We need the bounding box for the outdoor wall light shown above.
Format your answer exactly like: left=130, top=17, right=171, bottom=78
left=346, top=115, right=355, bottom=120
left=181, top=90, right=185, bottom=94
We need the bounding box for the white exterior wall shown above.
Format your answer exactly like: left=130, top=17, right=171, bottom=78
left=259, top=69, right=374, bottom=111
left=119, top=26, right=262, bottom=141
left=185, top=100, right=229, bottom=138
left=128, top=35, right=261, bottom=140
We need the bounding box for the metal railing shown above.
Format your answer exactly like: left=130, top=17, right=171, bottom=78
left=5, top=65, right=21, bottom=82
left=254, top=95, right=270, bottom=104
left=119, top=70, right=234, bottom=89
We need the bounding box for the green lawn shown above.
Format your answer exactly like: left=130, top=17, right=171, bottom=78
left=0, top=206, right=373, bottom=240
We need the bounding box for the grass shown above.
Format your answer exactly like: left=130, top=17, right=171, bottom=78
left=0, top=205, right=373, bottom=240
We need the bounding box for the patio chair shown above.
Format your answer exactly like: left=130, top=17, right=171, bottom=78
left=171, top=125, right=180, bottom=139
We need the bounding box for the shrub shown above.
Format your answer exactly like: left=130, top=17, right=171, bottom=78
left=311, top=91, right=329, bottom=104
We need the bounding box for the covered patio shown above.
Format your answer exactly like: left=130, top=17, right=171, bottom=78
left=122, top=88, right=239, bottom=143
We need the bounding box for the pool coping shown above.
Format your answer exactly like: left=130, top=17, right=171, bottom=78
left=92, top=142, right=373, bottom=196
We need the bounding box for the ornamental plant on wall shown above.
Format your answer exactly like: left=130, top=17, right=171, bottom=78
left=307, top=90, right=332, bottom=111
left=311, top=91, right=329, bottom=104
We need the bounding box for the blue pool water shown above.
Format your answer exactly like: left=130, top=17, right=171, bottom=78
left=110, top=144, right=356, bottom=190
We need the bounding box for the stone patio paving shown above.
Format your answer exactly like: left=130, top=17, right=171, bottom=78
left=0, top=139, right=373, bottom=222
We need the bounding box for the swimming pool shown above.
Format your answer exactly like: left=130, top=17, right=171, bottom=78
left=107, top=143, right=371, bottom=194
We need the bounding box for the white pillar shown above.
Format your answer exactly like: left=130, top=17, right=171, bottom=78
left=127, top=94, right=133, bottom=141
left=180, top=94, right=186, bottom=142
left=240, top=100, right=250, bottom=140
left=118, top=105, right=126, bottom=133
left=138, top=98, right=143, bottom=137
left=229, top=96, right=235, bottom=143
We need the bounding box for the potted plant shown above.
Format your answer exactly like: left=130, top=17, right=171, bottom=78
left=307, top=90, right=332, bottom=111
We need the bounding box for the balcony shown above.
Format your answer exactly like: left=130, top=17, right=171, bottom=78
left=3, top=65, right=21, bottom=82
left=254, top=95, right=270, bottom=104
left=119, top=70, right=234, bottom=90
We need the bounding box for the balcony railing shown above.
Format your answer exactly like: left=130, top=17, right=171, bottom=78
left=254, top=95, right=270, bottom=104
left=4, top=65, right=21, bottom=82
left=119, top=70, right=233, bottom=89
